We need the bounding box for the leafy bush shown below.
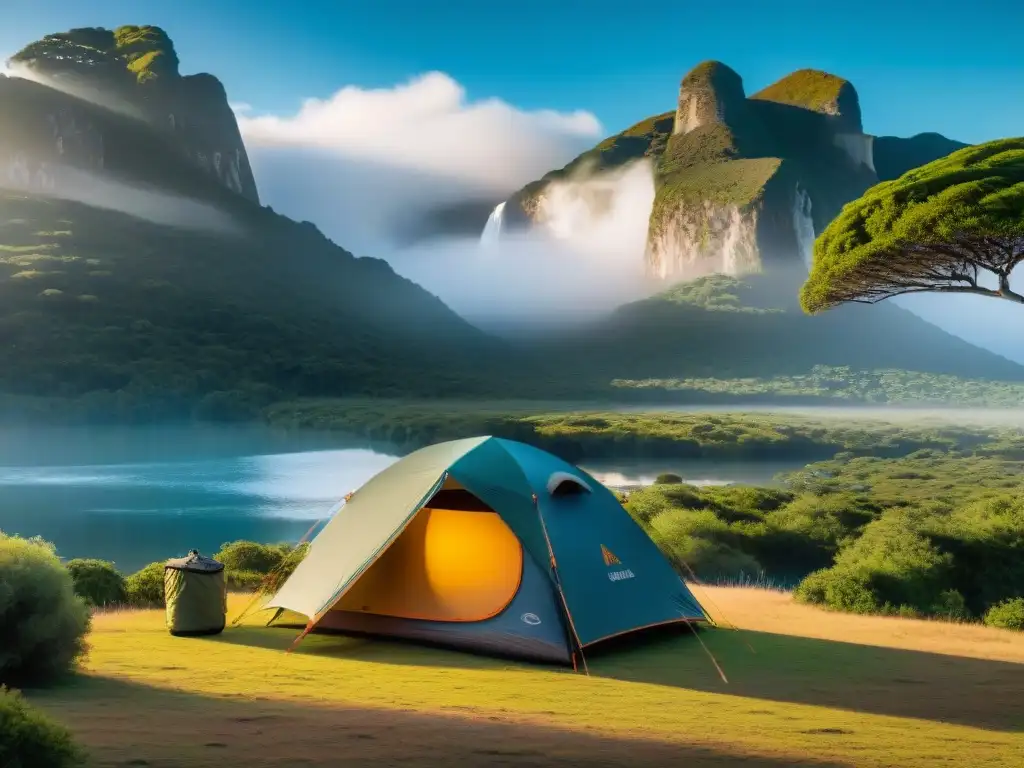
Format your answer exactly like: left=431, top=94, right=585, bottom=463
left=766, top=493, right=874, bottom=550
left=624, top=488, right=673, bottom=527
left=931, top=589, right=970, bottom=622
left=213, top=540, right=309, bottom=593
left=831, top=512, right=954, bottom=610
left=225, top=569, right=265, bottom=592
left=275, top=542, right=309, bottom=582
left=794, top=512, right=954, bottom=615
left=65, top=559, right=127, bottom=607
left=0, top=686, right=84, bottom=768
left=0, top=535, right=90, bottom=686
left=654, top=473, right=683, bottom=485
left=983, top=598, right=1024, bottom=630
left=935, top=496, right=1024, bottom=615
left=793, top=569, right=880, bottom=613
left=213, top=541, right=292, bottom=575
left=221, top=542, right=310, bottom=593
left=124, top=562, right=165, bottom=608
left=647, top=508, right=764, bottom=582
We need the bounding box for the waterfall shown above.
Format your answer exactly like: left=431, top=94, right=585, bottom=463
left=480, top=201, right=506, bottom=245
left=793, top=185, right=815, bottom=270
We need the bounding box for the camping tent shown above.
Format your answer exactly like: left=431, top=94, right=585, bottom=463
left=262, top=436, right=707, bottom=665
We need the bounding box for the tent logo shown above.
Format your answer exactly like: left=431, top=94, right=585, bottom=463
left=601, top=545, right=621, bottom=566
left=521, top=612, right=542, bottom=626
left=602, top=545, right=635, bottom=582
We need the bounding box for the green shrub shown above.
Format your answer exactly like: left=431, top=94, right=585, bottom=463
left=275, top=542, right=308, bottom=582
left=213, top=541, right=292, bottom=575
left=828, top=511, right=954, bottom=613
left=223, top=543, right=309, bottom=593
left=124, top=562, right=165, bottom=608
left=623, top=487, right=673, bottom=526
left=654, top=473, right=683, bottom=485
left=766, top=493, right=874, bottom=550
left=0, top=686, right=84, bottom=768
left=65, top=559, right=126, bottom=607
left=794, top=569, right=880, bottom=613
left=983, top=598, right=1024, bottom=630
left=937, top=496, right=1024, bottom=616
left=0, top=535, right=90, bottom=686
left=930, top=589, right=971, bottom=622
left=225, top=569, right=265, bottom=592
left=647, top=509, right=763, bottom=582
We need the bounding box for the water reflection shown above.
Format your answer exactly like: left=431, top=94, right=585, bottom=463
left=0, top=429, right=399, bottom=571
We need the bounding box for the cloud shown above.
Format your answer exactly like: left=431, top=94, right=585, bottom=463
left=0, top=164, right=240, bottom=235
left=238, top=72, right=601, bottom=191
left=236, top=73, right=663, bottom=331
left=235, top=72, right=603, bottom=256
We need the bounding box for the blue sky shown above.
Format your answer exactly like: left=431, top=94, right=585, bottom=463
left=3, top=0, right=1023, bottom=143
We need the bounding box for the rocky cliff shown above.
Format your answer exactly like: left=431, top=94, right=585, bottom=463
left=3, top=26, right=258, bottom=203
left=493, top=63, right=966, bottom=283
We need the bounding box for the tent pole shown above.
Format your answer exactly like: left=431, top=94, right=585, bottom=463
left=532, top=493, right=590, bottom=676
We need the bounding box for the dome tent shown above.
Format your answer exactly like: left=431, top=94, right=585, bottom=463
left=261, top=436, right=708, bottom=665
left=165, top=550, right=227, bottom=637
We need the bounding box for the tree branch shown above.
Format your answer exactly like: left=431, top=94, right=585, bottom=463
left=837, top=279, right=1024, bottom=307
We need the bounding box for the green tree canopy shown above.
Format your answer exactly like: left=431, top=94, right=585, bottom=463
left=801, top=138, right=1024, bottom=313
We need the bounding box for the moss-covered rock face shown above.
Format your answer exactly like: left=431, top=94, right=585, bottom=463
left=643, top=66, right=877, bottom=282
left=5, top=26, right=258, bottom=203
left=497, top=62, right=966, bottom=286
left=10, top=26, right=181, bottom=83
left=751, top=69, right=863, bottom=132
left=673, top=61, right=747, bottom=136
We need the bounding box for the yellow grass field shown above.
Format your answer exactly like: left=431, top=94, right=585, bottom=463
left=28, top=586, right=1024, bottom=767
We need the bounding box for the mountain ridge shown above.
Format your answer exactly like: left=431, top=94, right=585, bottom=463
left=494, top=62, right=966, bottom=283
left=0, top=25, right=557, bottom=420
left=6, top=25, right=260, bottom=203
left=0, top=28, right=1018, bottom=423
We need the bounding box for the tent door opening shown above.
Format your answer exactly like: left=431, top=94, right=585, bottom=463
left=331, top=483, right=524, bottom=623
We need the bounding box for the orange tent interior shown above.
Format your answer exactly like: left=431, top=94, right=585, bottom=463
left=332, top=485, right=524, bottom=623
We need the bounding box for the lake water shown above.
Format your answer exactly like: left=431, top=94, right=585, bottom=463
left=0, top=426, right=805, bottom=573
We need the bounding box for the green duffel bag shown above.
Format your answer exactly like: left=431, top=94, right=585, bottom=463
left=164, top=550, right=227, bottom=637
